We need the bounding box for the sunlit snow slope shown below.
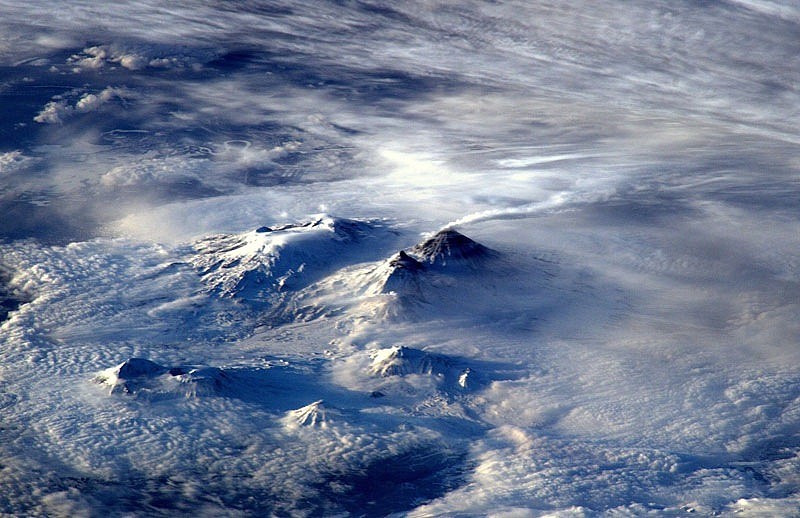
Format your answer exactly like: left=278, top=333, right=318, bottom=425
left=1, top=1, right=799, bottom=516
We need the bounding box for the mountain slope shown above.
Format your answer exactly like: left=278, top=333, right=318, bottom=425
left=188, top=215, right=393, bottom=304
left=274, top=228, right=502, bottom=323
left=410, top=229, right=496, bottom=268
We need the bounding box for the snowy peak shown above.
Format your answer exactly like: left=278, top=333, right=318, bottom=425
left=367, top=346, right=483, bottom=392
left=189, top=215, right=385, bottom=303
left=381, top=251, right=424, bottom=295
left=262, top=227, right=497, bottom=325
left=95, top=358, right=168, bottom=393
left=253, top=215, right=373, bottom=241
left=283, top=400, right=337, bottom=429
left=368, top=231, right=494, bottom=317
left=389, top=250, right=424, bottom=272
left=368, top=346, right=450, bottom=378
left=410, top=229, right=494, bottom=268
left=343, top=251, right=424, bottom=299
left=168, top=366, right=233, bottom=396
left=365, top=228, right=492, bottom=297
left=94, top=358, right=232, bottom=398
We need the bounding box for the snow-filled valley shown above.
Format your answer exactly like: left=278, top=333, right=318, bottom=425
left=1, top=1, right=800, bottom=516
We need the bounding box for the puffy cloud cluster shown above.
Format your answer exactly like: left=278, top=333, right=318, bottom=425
left=33, top=87, right=125, bottom=124
left=32, top=101, right=69, bottom=124
left=67, top=45, right=145, bottom=71
left=74, top=88, right=121, bottom=112
left=66, top=44, right=215, bottom=73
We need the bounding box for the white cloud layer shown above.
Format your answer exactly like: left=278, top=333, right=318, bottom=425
left=1, top=0, right=799, bottom=515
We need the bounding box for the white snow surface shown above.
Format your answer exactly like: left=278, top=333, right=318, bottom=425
left=1, top=1, right=799, bottom=516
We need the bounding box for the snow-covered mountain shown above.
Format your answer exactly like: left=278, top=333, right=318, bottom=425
left=369, top=345, right=448, bottom=377
left=368, top=345, right=480, bottom=392
left=270, top=227, right=504, bottom=323
left=188, top=215, right=394, bottom=304
left=94, top=357, right=234, bottom=399
left=411, top=228, right=496, bottom=268
left=282, top=400, right=338, bottom=429
left=380, top=250, right=425, bottom=295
